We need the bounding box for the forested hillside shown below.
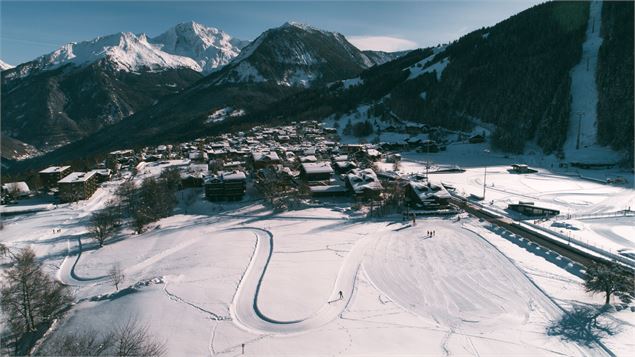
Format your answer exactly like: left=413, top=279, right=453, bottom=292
left=242, top=1, right=590, bottom=154
left=596, top=1, right=634, bottom=159
left=388, top=1, right=589, bottom=153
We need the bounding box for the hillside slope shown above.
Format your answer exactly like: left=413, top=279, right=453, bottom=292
left=7, top=23, right=375, bottom=170
left=240, top=1, right=592, bottom=155
left=596, top=1, right=634, bottom=160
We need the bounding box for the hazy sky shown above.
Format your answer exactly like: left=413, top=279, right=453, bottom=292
left=1, top=0, right=542, bottom=65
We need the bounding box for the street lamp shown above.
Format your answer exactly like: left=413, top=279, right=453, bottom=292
left=483, top=149, right=490, bottom=201
left=576, top=111, right=584, bottom=150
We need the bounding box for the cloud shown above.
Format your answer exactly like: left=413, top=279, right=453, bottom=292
left=346, top=35, right=418, bottom=52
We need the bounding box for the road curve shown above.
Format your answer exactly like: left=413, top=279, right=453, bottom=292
left=229, top=227, right=371, bottom=334
left=56, top=237, right=108, bottom=286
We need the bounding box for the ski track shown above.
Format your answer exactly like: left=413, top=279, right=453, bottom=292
left=360, top=221, right=610, bottom=356
left=56, top=236, right=108, bottom=286
left=229, top=227, right=371, bottom=335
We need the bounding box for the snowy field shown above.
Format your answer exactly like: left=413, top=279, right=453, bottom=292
left=377, top=144, right=635, bottom=258
left=1, top=154, right=634, bottom=356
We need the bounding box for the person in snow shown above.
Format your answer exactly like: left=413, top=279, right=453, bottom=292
left=339, top=291, right=343, bottom=299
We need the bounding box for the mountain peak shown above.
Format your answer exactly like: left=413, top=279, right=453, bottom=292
left=151, top=21, right=247, bottom=73
left=281, top=21, right=315, bottom=30
left=214, top=22, right=374, bottom=87
left=14, top=31, right=202, bottom=75
left=0, top=59, right=14, bottom=71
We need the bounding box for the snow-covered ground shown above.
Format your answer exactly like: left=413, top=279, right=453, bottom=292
left=380, top=144, right=635, bottom=258
left=1, top=151, right=633, bottom=355
left=562, top=0, right=621, bottom=163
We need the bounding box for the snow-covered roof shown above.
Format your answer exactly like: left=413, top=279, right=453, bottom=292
left=409, top=181, right=451, bottom=201
left=253, top=151, right=280, bottom=162
left=347, top=168, right=383, bottom=194
left=2, top=182, right=30, bottom=193
left=302, top=162, right=334, bottom=175
left=39, top=166, right=71, bottom=174
left=58, top=171, right=97, bottom=184
left=206, top=170, right=246, bottom=183
left=222, top=171, right=247, bottom=181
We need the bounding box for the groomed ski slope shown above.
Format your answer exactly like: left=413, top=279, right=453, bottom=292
left=563, top=0, right=620, bottom=163
left=221, top=221, right=605, bottom=355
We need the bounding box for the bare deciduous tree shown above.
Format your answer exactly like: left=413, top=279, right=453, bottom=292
left=109, top=264, right=125, bottom=291
left=89, top=209, right=117, bottom=247
left=37, top=317, right=165, bottom=356
left=0, top=248, right=71, bottom=336
left=115, top=318, right=166, bottom=356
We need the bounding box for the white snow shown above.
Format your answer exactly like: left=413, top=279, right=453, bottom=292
left=220, top=61, right=266, bottom=84
left=205, top=107, right=245, bottom=124
left=0, top=58, right=14, bottom=70
left=2, top=144, right=634, bottom=355
left=150, top=21, right=246, bottom=73
left=404, top=45, right=448, bottom=80
left=29, top=32, right=202, bottom=73
left=341, top=76, right=363, bottom=89
left=408, top=57, right=449, bottom=81
left=562, top=1, right=620, bottom=163
left=277, top=69, right=317, bottom=87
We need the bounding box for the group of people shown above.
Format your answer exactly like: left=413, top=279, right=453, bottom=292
left=426, top=230, right=436, bottom=237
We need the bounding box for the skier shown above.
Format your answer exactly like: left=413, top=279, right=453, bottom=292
left=339, top=290, right=343, bottom=300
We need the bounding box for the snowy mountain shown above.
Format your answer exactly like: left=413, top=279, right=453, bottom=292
left=0, top=59, right=14, bottom=71
left=150, top=21, right=248, bottom=73
left=210, top=21, right=375, bottom=87
left=10, top=22, right=381, bottom=165
left=1, top=22, right=246, bottom=151
left=362, top=50, right=410, bottom=66
left=4, top=32, right=200, bottom=80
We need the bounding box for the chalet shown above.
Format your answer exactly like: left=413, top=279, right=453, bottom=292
left=58, top=171, right=98, bottom=202
left=333, top=161, right=357, bottom=174
left=468, top=134, right=485, bottom=144
left=405, top=181, right=451, bottom=210
left=309, top=185, right=349, bottom=197
left=188, top=150, right=208, bottom=163
left=509, top=164, right=537, bottom=174
left=415, top=140, right=440, bottom=153
left=508, top=202, right=560, bottom=217
left=341, top=144, right=364, bottom=154
left=181, top=174, right=204, bottom=188
left=365, top=149, right=382, bottom=161
left=252, top=152, right=281, bottom=169
left=204, top=171, right=247, bottom=201
left=90, top=169, right=112, bottom=183
left=300, top=162, right=334, bottom=182
left=1, top=182, right=31, bottom=198
left=346, top=169, right=383, bottom=198
left=300, top=155, right=318, bottom=163
left=39, top=166, right=72, bottom=188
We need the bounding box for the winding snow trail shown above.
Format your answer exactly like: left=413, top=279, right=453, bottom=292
left=229, top=227, right=371, bottom=334
left=56, top=237, right=108, bottom=286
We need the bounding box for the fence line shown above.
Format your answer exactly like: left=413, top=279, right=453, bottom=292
left=554, top=210, right=634, bottom=221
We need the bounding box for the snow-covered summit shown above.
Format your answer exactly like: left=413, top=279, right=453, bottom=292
left=215, top=22, right=374, bottom=87
left=0, top=59, right=14, bottom=71
left=29, top=31, right=202, bottom=73
left=150, top=21, right=248, bottom=73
